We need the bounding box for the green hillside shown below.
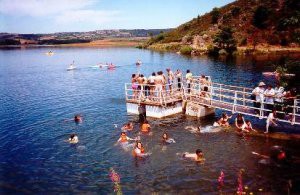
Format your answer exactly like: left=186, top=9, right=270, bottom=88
left=144, top=0, right=300, bottom=55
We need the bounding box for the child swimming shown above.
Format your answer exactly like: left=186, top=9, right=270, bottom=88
left=117, top=132, right=135, bottom=143
left=132, top=141, right=151, bottom=158
left=68, top=134, right=79, bottom=144
left=162, top=132, right=176, bottom=144
left=140, top=120, right=151, bottom=133
left=183, top=149, right=205, bottom=162
left=121, top=122, right=133, bottom=131
left=74, top=115, right=82, bottom=123
left=242, top=120, right=256, bottom=133
left=216, top=113, right=232, bottom=127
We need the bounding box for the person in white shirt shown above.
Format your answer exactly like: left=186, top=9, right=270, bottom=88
left=264, top=85, right=275, bottom=114
left=186, top=69, right=193, bottom=93
left=252, top=82, right=266, bottom=115
left=265, top=109, right=278, bottom=133
left=274, top=84, right=285, bottom=119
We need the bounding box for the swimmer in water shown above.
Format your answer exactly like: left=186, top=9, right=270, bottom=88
left=117, top=132, right=135, bottom=143
left=183, top=149, right=205, bottom=162
left=217, top=113, right=232, bottom=127
left=68, top=134, right=79, bottom=144
left=121, top=122, right=133, bottom=131
left=140, top=120, right=151, bottom=133
left=235, top=113, right=245, bottom=131
left=242, top=120, right=256, bottom=133
left=74, top=115, right=82, bottom=123
left=184, top=125, right=201, bottom=134
left=252, top=145, right=290, bottom=166
left=162, top=132, right=176, bottom=144
left=132, top=141, right=150, bottom=157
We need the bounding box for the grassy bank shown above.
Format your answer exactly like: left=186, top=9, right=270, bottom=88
left=0, top=38, right=148, bottom=48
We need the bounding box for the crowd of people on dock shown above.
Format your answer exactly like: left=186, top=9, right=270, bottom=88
left=130, top=68, right=193, bottom=100
left=129, top=68, right=298, bottom=133
left=251, top=81, right=297, bottom=132
left=66, top=69, right=298, bottom=162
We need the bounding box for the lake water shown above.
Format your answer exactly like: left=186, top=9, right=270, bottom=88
left=0, top=47, right=299, bottom=194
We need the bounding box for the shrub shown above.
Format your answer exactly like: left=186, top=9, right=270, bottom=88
left=267, top=34, right=280, bottom=45
left=280, top=38, right=289, bottom=46
left=207, top=44, right=219, bottom=55
left=211, top=7, right=220, bottom=24
left=239, top=38, right=247, bottom=46
left=213, top=26, right=237, bottom=53
left=231, top=6, right=241, bottom=17
left=180, top=45, right=193, bottom=55
left=252, top=6, right=269, bottom=29
left=292, top=29, right=300, bottom=44
left=222, top=12, right=232, bottom=22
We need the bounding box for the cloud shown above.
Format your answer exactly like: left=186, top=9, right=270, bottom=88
left=55, top=10, right=121, bottom=25
left=0, top=0, right=95, bottom=17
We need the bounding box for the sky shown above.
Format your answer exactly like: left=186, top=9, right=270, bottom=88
left=0, top=0, right=235, bottom=34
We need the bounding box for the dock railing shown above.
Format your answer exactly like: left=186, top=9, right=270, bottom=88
left=186, top=79, right=300, bottom=125
left=125, top=81, right=184, bottom=106
left=125, top=75, right=299, bottom=125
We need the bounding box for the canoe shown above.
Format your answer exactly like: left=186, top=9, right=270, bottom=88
left=67, top=66, right=76, bottom=71
left=262, top=72, right=295, bottom=77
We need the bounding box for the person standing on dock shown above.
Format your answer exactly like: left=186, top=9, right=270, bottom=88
left=166, top=68, right=175, bottom=93
left=175, top=69, right=182, bottom=90
left=265, top=109, right=278, bottom=133
left=264, top=85, right=275, bottom=114
left=186, top=70, right=193, bottom=93
left=148, top=72, right=156, bottom=100
left=155, top=71, right=164, bottom=99
left=274, top=84, right=285, bottom=119
left=252, top=82, right=266, bottom=115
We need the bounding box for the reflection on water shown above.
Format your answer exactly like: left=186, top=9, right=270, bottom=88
left=0, top=47, right=299, bottom=194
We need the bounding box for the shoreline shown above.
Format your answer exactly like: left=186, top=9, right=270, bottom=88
left=0, top=38, right=148, bottom=48
left=146, top=42, right=300, bottom=55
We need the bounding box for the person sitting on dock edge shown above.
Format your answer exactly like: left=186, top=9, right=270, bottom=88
left=235, top=113, right=245, bottom=131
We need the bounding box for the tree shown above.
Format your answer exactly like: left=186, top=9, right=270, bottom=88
left=211, top=7, right=220, bottom=24
left=252, top=6, right=269, bottom=29
left=213, top=26, right=237, bottom=53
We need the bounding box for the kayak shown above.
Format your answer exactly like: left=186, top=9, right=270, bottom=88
left=67, top=66, right=76, bottom=71
left=262, top=72, right=295, bottom=77
left=45, top=52, right=54, bottom=56
left=107, top=64, right=116, bottom=70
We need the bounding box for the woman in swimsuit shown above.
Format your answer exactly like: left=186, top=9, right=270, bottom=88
left=218, top=113, right=232, bottom=127
left=235, top=113, right=245, bottom=131
left=131, top=74, right=138, bottom=99
left=162, top=132, right=176, bottom=144
left=132, top=141, right=150, bottom=157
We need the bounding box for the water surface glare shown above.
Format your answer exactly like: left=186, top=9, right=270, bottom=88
left=0, top=47, right=299, bottom=194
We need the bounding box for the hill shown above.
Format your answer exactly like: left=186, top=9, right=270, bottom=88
left=144, top=0, right=300, bottom=55
left=0, top=29, right=171, bottom=46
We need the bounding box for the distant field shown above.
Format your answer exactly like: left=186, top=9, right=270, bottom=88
left=56, top=37, right=148, bottom=47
